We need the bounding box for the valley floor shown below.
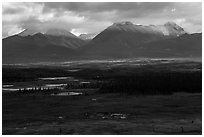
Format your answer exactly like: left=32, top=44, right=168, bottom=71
left=2, top=92, right=202, bottom=135
left=2, top=59, right=202, bottom=135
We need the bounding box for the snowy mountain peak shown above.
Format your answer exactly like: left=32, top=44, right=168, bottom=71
left=79, top=33, right=97, bottom=40
left=45, top=29, right=77, bottom=38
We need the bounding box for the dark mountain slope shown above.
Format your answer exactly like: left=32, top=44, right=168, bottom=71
left=134, top=33, right=202, bottom=57
left=2, top=29, right=87, bottom=64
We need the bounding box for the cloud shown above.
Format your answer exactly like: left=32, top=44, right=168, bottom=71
left=2, top=2, right=202, bottom=38
left=2, top=24, right=23, bottom=37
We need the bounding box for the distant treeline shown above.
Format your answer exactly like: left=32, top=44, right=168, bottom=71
left=99, top=71, right=202, bottom=95
left=16, top=87, right=61, bottom=95
left=65, top=82, right=102, bottom=89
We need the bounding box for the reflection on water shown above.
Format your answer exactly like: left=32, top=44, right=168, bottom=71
left=2, top=88, right=19, bottom=91
left=3, top=85, right=13, bottom=88
left=39, top=77, right=80, bottom=82
left=80, top=81, right=91, bottom=84
left=2, top=76, right=91, bottom=93
left=51, top=92, right=83, bottom=96
left=2, top=83, right=68, bottom=92
left=45, top=84, right=67, bottom=87
left=67, top=69, right=81, bottom=72
left=39, top=77, right=71, bottom=80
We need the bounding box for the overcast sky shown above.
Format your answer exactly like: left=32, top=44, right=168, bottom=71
left=2, top=2, right=202, bottom=38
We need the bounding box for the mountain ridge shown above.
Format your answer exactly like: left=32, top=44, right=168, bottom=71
left=2, top=21, right=202, bottom=64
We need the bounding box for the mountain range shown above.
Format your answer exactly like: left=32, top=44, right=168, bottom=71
left=2, top=21, right=202, bottom=64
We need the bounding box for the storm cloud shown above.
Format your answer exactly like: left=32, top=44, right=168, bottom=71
left=2, top=2, right=202, bottom=38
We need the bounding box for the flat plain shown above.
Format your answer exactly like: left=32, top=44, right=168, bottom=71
left=2, top=58, right=202, bottom=135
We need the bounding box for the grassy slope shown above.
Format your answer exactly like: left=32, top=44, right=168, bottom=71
left=2, top=93, right=201, bottom=135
